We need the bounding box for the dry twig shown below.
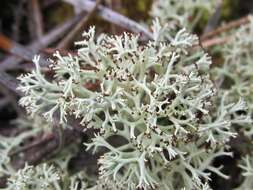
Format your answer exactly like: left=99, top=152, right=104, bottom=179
left=28, top=0, right=44, bottom=40
left=64, top=0, right=152, bottom=39
left=12, top=0, right=26, bottom=41
left=201, top=14, right=250, bottom=40
left=201, top=36, right=231, bottom=48
left=0, top=12, right=85, bottom=71
left=57, top=0, right=101, bottom=49
left=0, top=34, right=48, bottom=69
left=203, top=0, right=222, bottom=34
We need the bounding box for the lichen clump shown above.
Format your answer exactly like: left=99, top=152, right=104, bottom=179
left=17, top=20, right=247, bottom=189
left=151, top=0, right=215, bottom=31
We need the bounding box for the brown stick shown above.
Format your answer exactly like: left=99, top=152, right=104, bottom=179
left=201, top=15, right=250, bottom=40
left=42, top=47, right=77, bottom=56
left=0, top=34, right=49, bottom=69
left=201, top=36, right=231, bottom=48
left=203, top=0, right=222, bottom=34
left=12, top=0, right=26, bottom=41
left=28, top=0, right=44, bottom=40
left=64, top=0, right=152, bottom=39
left=0, top=34, right=12, bottom=51
left=107, top=0, right=123, bottom=34
left=0, top=12, right=84, bottom=71
left=57, top=0, right=101, bottom=49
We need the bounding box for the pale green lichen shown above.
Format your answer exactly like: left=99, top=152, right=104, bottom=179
left=212, top=16, right=253, bottom=121
left=236, top=156, right=253, bottom=190
left=4, top=163, right=92, bottom=190
left=0, top=118, right=42, bottom=178
left=150, top=0, right=216, bottom=31
left=16, top=19, right=250, bottom=189
left=7, top=164, right=60, bottom=190
left=210, top=16, right=253, bottom=190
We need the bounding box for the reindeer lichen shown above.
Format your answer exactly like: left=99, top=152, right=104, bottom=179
left=16, top=19, right=249, bottom=189
left=151, top=0, right=215, bottom=31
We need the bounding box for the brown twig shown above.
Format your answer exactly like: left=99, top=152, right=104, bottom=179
left=0, top=34, right=48, bottom=69
left=42, top=47, right=77, bottom=56
left=0, top=12, right=85, bottom=71
left=201, top=36, right=231, bottom=48
left=201, top=15, right=250, bottom=40
left=57, top=0, right=101, bottom=49
left=107, top=0, right=123, bottom=34
left=28, top=0, right=44, bottom=40
left=64, top=0, right=152, bottom=39
left=12, top=0, right=26, bottom=41
left=203, top=0, right=222, bottom=34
